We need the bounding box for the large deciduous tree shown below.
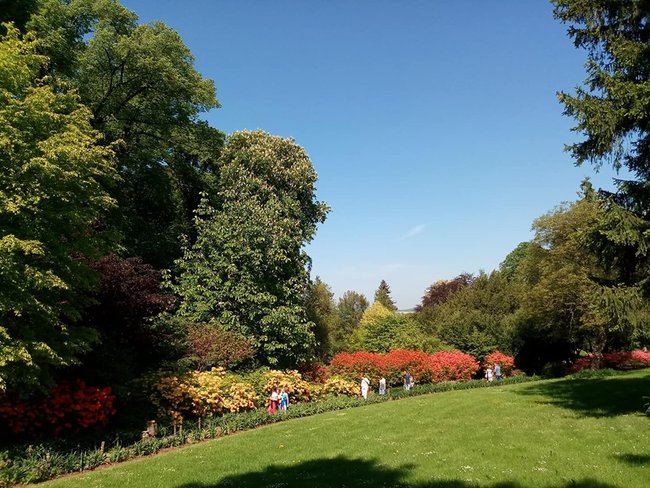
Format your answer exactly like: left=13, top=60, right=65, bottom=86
left=331, top=290, right=369, bottom=352
left=168, top=130, right=329, bottom=367
left=515, top=190, right=650, bottom=371
left=0, top=26, right=118, bottom=393
left=22, top=0, right=224, bottom=267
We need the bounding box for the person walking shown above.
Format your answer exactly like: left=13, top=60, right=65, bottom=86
left=403, top=372, right=410, bottom=391
left=485, top=366, right=494, bottom=382
left=361, top=375, right=370, bottom=399
left=279, top=387, right=289, bottom=412
left=379, top=377, right=386, bottom=395
left=268, top=386, right=279, bottom=414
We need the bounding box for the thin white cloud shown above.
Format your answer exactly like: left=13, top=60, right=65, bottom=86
left=400, top=224, right=427, bottom=240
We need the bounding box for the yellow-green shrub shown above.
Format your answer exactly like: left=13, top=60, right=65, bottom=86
left=322, top=376, right=359, bottom=397
left=150, top=368, right=257, bottom=421
left=261, top=370, right=312, bottom=402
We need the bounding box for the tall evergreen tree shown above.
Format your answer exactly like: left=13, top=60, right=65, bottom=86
left=374, top=280, right=397, bottom=311
left=553, top=0, right=650, bottom=300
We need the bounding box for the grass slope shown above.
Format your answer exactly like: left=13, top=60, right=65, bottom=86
left=42, top=370, right=650, bottom=488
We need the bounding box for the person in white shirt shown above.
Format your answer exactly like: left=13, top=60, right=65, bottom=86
left=361, top=376, right=370, bottom=399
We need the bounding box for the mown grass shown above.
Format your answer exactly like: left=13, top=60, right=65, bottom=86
left=41, top=370, right=650, bottom=488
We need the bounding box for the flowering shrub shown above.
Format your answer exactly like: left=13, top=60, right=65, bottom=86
left=428, top=351, right=479, bottom=382
left=484, top=351, right=516, bottom=376
left=321, top=376, right=360, bottom=397
left=298, top=362, right=329, bottom=383
left=329, top=349, right=480, bottom=385
left=329, top=351, right=384, bottom=382
left=604, top=350, right=650, bottom=370
left=0, top=381, right=115, bottom=438
left=261, top=370, right=313, bottom=403
left=150, top=368, right=257, bottom=422
left=570, top=350, right=650, bottom=373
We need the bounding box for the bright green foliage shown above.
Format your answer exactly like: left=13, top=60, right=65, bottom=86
left=22, top=0, right=224, bottom=267
left=349, top=302, right=440, bottom=353
left=305, top=277, right=339, bottom=359
left=373, top=279, right=397, bottom=311
left=517, top=194, right=650, bottom=357
left=499, top=241, right=532, bottom=281
left=330, top=290, right=368, bottom=353
left=169, top=131, right=329, bottom=367
left=418, top=271, right=520, bottom=359
left=0, top=26, right=118, bottom=393
left=359, top=301, right=394, bottom=328
left=349, top=313, right=435, bottom=353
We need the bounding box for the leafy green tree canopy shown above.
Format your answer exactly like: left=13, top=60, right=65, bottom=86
left=20, top=0, right=225, bottom=267
left=168, top=130, right=329, bottom=367
left=0, top=25, right=118, bottom=393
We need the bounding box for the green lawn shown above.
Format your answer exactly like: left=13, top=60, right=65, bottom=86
left=42, top=370, right=650, bottom=488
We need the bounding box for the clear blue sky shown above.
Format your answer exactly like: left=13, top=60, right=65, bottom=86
left=123, top=0, right=621, bottom=309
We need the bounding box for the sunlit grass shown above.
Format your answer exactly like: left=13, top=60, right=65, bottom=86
left=43, top=370, right=650, bottom=488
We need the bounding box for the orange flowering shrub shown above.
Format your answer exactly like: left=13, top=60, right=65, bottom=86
left=484, top=351, right=516, bottom=375
left=262, top=370, right=312, bottom=403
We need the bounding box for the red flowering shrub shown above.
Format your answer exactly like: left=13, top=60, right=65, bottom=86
left=0, top=380, right=116, bottom=438
left=604, top=350, right=650, bottom=370
left=428, top=351, right=479, bottom=382
left=484, top=351, right=516, bottom=376
left=298, top=362, right=329, bottom=383
left=382, top=349, right=433, bottom=384
left=329, top=349, right=480, bottom=385
left=329, top=351, right=384, bottom=382
left=569, top=350, right=650, bottom=373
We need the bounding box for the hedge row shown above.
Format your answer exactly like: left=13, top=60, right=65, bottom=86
left=0, top=375, right=538, bottom=486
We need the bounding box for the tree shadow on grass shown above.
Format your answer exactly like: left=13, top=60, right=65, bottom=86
left=614, top=453, right=650, bottom=466
left=513, top=373, right=650, bottom=417
left=174, top=456, right=618, bottom=488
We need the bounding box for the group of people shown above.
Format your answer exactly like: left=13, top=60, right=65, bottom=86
left=360, top=363, right=504, bottom=400
left=270, top=364, right=504, bottom=411
left=359, top=371, right=414, bottom=400
left=484, top=363, right=502, bottom=382
left=267, top=387, right=289, bottom=414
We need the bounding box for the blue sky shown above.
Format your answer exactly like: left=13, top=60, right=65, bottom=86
left=123, top=0, right=622, bottom=308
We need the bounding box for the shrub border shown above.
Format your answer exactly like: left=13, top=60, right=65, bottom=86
left=0, top=375, right=538, bottom=486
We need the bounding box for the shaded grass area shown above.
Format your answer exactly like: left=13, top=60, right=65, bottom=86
left=42, top=370, right=650, bottom=488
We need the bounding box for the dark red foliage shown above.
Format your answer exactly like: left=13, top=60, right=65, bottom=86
left=185, top=326, right=255, bottom=370
left=298, top=362, right=330, bottom=383
left=80, top=255, right=174, bottom=383
left=0, top=380, right=116, bottom=438
left=417, top=273, right=475, bottom=310
left=90, top=254, right=173, bottom=323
